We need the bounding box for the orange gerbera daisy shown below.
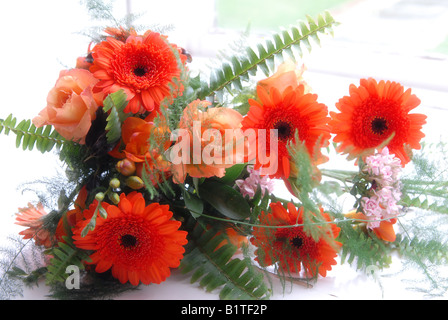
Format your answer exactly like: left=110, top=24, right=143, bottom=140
left=90, top=30, right=187, bottom=114
left=15, top=203, right=53, bottom=248
left=251, top=202, right=341, bottom=277
left=72, top=192, right=188, bottom=285
left=241, top=85, right=330, bottom=179
left=329, top=78, right=426, bottom=165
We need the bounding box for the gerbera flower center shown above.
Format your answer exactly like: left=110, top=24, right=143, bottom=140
left=120, top=234, right=138, bottom=248
left=276, top=227, right=318, bottom=259
left=290, top=236, right=303, bottom=249
left=133, top=66, right=147, bottom=77
left=371, top=117, right=388, bottom=135
left=274, top=120, right=294, bottom=141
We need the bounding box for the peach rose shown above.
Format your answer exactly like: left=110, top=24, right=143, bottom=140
left=170, top=100, right=248, bottom=183
left=33, top=69, right=103, bottom=144
left=257, top=60, right=311, bottom=94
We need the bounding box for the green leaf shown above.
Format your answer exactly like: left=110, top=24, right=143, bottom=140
left=199, top=180, right=251, bottom=220
left=180, top=220, right=270, bottom=300
left=182, top=188, right=204, bottom=219
left=102, top=90, right=129, bottom=144
left=0, top=114, right=67, bottom=153
left=45, top=236, right=91, bottom=285
left=197, top=11, right=338, bottom=100
left=218, top=163, right=247, bottom=185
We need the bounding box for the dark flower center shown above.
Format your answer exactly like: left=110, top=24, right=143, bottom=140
left=371, top=117, right=388, bottom=135
left=290, top=236, right=303, bottom=249
left=133, top=66, right=147, bottom=77
left=274, top=120, right=294, bottom=140
left=120, top=234, right=138, bottom=248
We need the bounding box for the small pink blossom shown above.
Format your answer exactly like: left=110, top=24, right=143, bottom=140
left=361, top=196, right=382, bottom=229
left=361, top=147, right=403, bottom=230
left=236, top=166, right=274, bottom=199
left=365, top=147, right=401, bottom=184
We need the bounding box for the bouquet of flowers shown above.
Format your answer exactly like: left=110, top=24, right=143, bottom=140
left=1, top=3, right=448, bottom=300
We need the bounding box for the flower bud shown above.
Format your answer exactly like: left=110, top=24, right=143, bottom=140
left=126, top=176, right=145, bottom=190
left=116, top=159, right=136, bottom=176
left=95, top=192, right=105, bottom=202
left=99, top=206, right=108, bottom=219
left=108, top=192, right=120, bottom=205
left=109, top=178, right=121, bottom=189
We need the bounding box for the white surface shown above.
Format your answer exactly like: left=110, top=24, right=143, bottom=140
left=1, top=0, right=448, bottom=300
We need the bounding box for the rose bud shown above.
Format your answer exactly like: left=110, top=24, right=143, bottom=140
left=116, top=159, right=136, bottom=176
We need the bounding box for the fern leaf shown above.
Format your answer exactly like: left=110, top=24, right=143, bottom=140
left=339, top=223, right=392, bottom=271
left=102, top=90, right=129, bottom=144
left=197, top=11, right=337, bottom=100
left=0, top=114, right=67, bottom=153
left=400, top=193, right=448, bottom=214
left=180, top=221, right=270, bottom=300
left=45, top=236, right=91, bottom=285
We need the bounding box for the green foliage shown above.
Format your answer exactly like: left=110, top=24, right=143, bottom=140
left=198, top=180, right=252, bottom=220
left=180, top=220, right=271, bottom=300
left=102, top=90, right=129, bottom=144
left=197, top=11, right=338, bottom=102
left=47, top=272, right=139, bottom=300
left=393, top=233, right=448, bottom=266
left=45, top=236, right=92, bottom=285
left=400, top=141, right=448, bottom=214
left=338, top=222, right=393, bottom=271
left=0, top=114, right=67, bottom=153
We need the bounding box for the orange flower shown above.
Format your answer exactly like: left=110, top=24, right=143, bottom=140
left=251, top=202, right=341, bottom=277
left=103, top=26, right=138, bottom=41
left=215, top=228, right=248, bottom=251
left=72, top=192, right=188, bottom=285
left=329, top=78, right=427, bottom=165
left=15, top=203, right=53, bottom=248
left=33, top=69, right=103, bottom=144
left=55, top=186, right=89, bottom=241
left=257, top=60, right=311, bottom=94
left=110, top=113, right=172, bottom=184
left=170, top=100, right=246, bottom=184
left=90, top=30, right=187, bottom=114
left=241, top=85, right=330, bottom=179
left=345, top=210, right=397, bottom=242
left=76, top=42, right=94, bottom=70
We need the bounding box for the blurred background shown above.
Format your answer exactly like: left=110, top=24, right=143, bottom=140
left=0, top=0, right=447, bottom=299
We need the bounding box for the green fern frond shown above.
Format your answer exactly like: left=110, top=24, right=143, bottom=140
left=45, top=236, right=91, bottom=285
left=400, top=193, right=448, bottom=214
left=102, top=90, right=129, bottom=144
left=393, top=233, right=448, bottom=266
left=180, top=221, right=270, bottom=300
left=339, top=224, right=393, bottom=271
left=0, top=114, right=67, bottom=153
left=197, top=11, right=338, bottom=101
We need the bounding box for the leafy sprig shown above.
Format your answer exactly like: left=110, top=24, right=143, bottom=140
left=197, top=11, right=338, bottom=102
left=180, top=219, right=271, bottom=300
left=0, top=114, right=67, bottom=153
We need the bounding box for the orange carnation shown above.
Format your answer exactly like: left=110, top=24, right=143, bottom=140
left=33, top=69, right=103, bottom=144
